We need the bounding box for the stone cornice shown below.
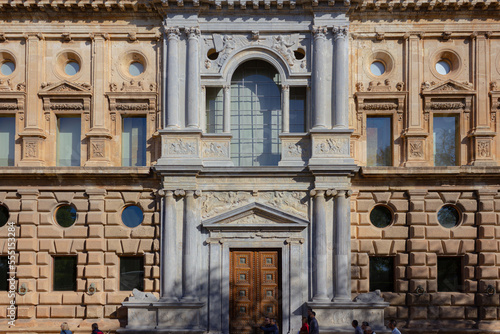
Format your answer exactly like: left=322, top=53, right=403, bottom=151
left=352, top=0, right=500, bottom=12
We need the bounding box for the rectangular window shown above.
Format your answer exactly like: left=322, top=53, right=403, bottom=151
left=206, top=87, right=224, bottom=134
left=366, top=116, right=392, bottom=166
left=433, top=115, right=459, bottom=166
left=57, top=117, right=81, bottom=167
left=120, top=257, right=144, bottom=291
left=53, top=257, right=77, bottom=291
left=122, top=117, right=146, bottom=166
left=0, top=256, right=8, bottom=291
left=289, top=87, right=306, bottom=133
left=369, top=256, right=394, bottom=292
left=438, top=257, right=462, bottom=292
left=0, top=116, right=15, bottom=166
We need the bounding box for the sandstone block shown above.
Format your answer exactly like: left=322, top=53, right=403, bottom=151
left=86, top=239, right=106, bottom=251
left=62, top=292, right=83, bottom=305
left=20, top=225, right=36, bottom=238
left=105, top=226, right=130, bottom=238
left=89, top=225, right=104, bottom=238
left=465, top=253, right=478, bottom=265
left=18, top=212, right=37, bottom=224
left=439, top=306, right=464, bottom=319
left=442, top=240, right=461, bottom=254
left=408, top=240, right=428, bottom=252
left=360, top=266, right=369, bottom=279
left=359, top=240, right=374, bottom=253
left=428, top=306, right=439, bottom=319
left=36, top=306, right=51, bottom=318
left=104, top=279, right=116, bottom=291
left=391, top=200, right=408, bottom=211
left=465, top=306, right=478, bottom=319
left=86, top=305, right=103, bottom=318
left=17, top=306, right=34, bottom=319
left=397, top=306, right=409, bottom=319
left=429, top=266, right=437, bottom=279
left=425, top=199, right=444, bottom=212
left=477, top=294, right=500, bottom=306
left=465, top=280, right=477, bottom=292
left=107, top=292, right=132, bottom=304
left=17, top=265, right=38, bottom=278
left=39, top=266, right=49, bottom=279
left=37, top=278, right=49, bottom=292
left=108, top=266, right=117, bottom=278
left=48, top=305, right=74, bottom=319
left=54, top=240, right=73, bottom=254
left=84, top=293, right=106, bottom=305
left=18, top=239, right=39, bottom=251
left=144, top=279, right=154, bottom=291
left=480, top=307, right=498, bottom=320
left=464, top=266, right=475, bottom=279
left=385, top=306, right=397, bottom=318
left=121, top=239, right=140, bottom=254
left=428, top=240, right=443, bottom=253
left=76, top=305, right=86, bottom=318
left=425, top=227, right=450, bottom=239
left=152, top=266, right=160, bottom=278
left=426, top=253, right=437, bottom=266
left=427, top=280, right=437, bottom=293
left=452, top=293, right=475, bottom=306
left=383, top=292, right=406, bottom=305
left=382, top=226, right=408, bottom=239
left=351, top=240, right=359, bottom=252
left=396, top=253, right=409, bottom=266
left=357, top=200, right=374, bottom=212
left=19, top=251, right=35, bottom=265
left=408, top=266, right=429, bottom=279
left=88, top=252, right=104, bottom=265
left=39, top=240, right=55, bottom=252
left=451, top=227, right=477, bottom=239
left=87, top=212, right=105, bottom=224
left=409, top=280, right=428, bottom=294
left=358, top=279, right=369, bottom=293
left=479, top=253, right=496, bottom=266
left=37, top=226, right=64, bottom=238
left=410, top=306, right=427, bottom=319
left=105, top=252, right=119, bottom=265
left=396, top=280, right=409, bottom=292
left=64, top=226, right=89, bottom=238
left=479, top=226, right=495, bottom=238
left=373, top=240, right=391, bottom=255
left=105, top=305, right=118, bottom=318
left=408, top=212, right=427, bottom=225
left=40, top=292, right=62, bottom=305
left=395, top=266, right=406, bottom=279
left=107, top=239, right=122, bottom=253
left=410, top=252, right=426, bottom=266
left=477, top=240, right=498, bottom=252
left=478, top=212, right=497, bottom=225
left=431, top=293, right=451, bottom=305
left=461, top=240, right=475, bottom=253
left=85, top=266, right=106, bottom=278
left=459, top=199, right=477, bottom=212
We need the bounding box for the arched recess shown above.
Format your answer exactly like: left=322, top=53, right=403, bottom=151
left=230, top=59, right=282, bottom=166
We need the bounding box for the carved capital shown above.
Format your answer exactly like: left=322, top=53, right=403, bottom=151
left=174, top=189, right=186, bottom=197
left=166, top=27, right=181, bottom=40
left=312, top=26, right=328, bottom=39
left=185, top=27, right=201, bottom=39
left=332, top=27, right=349, bottom=40
left=310, top=189, right=325, bottom=197
left=325, top=189, right=338, bottom=197
left=282, top=84, right=289, bottom=92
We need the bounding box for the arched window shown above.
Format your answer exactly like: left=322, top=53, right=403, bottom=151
left=231, top=60, right=281, bottom=166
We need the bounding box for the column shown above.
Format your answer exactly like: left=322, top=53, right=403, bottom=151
left=91, top=34, right=107, bottom=131
left=311, top=26, right=328, bottom=129
left=186, top=27, right=201, bottom=128
left=166, top=27, right=180, bottom=129
left=333, top=190, right=351, bottom=301
left=407, top=34, right=421, bottom=131
left=311, top=189, right=329, bottom=301
left=333, top=27, right=349, bottom=128
left=282, top=85, right=290, bottom=133
left=160, top=190, right=179, bottom=301
left=25, top=34, right=41, bottom=131
left=223, top=85, right=231, bottom=133
left=182, top=190, right=200, bottom=300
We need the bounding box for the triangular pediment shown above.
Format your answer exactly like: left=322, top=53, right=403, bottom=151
left=202, top=202, right=309, bottom=232
left=39, top=81, right=91, bottom=95
left=422, top=80, right=474, bottom=93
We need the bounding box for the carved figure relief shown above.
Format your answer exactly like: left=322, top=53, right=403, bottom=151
left=25, top=141, right=37, bottom=158
left=272, top=35, right=296, bottom=65
left=168, top=139, right=197, bottom=155
left=50, top=103, right=84, bottom=110
left=92, top=142, right=105, bottom=158
left=409, top=142, right=423, bottom=158
left=477, top=141, right=491, bottom=158
left=430, top=102, right=465, bottom=110
left=203, top=142, right=229, bottom=158
left=201, top=191, right=308, bottom=220
left=315, top=138, right=349, bottom=156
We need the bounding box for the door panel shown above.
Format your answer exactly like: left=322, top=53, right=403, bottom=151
left=230, top=250, right=280, bottom=334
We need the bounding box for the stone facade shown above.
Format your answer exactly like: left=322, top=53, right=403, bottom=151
left=0, top=1, right=499, bottom=334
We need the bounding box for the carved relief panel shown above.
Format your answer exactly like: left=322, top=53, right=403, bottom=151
left=201, top=32, right=310, bottom=75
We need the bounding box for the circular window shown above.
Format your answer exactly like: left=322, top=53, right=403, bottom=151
left=0, top=204, right=9, bottom=227
left=436, top=60, right=451, bottom=75
left=437, top=205, right=460, bottom=228
left=370, top=61, right=386, bottom=76
left=207, top=48, right=219, bottom=61
left=370, top=205, right=393, bottom=228
left=1, top=61, right=15, bottom=76
left=294, top=48, right=306, bottom=60
left=55, top=205, right=77, bottom=227
left=65, top=62, right=80, bottom=76
left=122, top=205, right=144, bottom=228
left=129, top=62, right=144, bottom=76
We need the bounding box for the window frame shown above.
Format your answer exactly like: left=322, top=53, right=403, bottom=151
left=121, top=116, right=147, bottom=167
left=56, top=115, right=82, bottom=167
left=119, top=256, right=145, bottom=291
left=431, top=113, right=461, bottom=167
left=437, top=256, right=463, bottom=292
left=369, top=256, right=395, bottom=292
left=53, top=256, right=78, bottom=292
left=0, top=114, right=16, bottom=166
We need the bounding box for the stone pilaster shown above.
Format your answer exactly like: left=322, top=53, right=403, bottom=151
left=311, top=26, right=328, bottom=129
left=333, top=189, right=352, bottom=302
left=223, top=85, right=231, bottom=133
left=166, top=27, right=181, bottom=129
left=186, top=27, right=201, bottom=129
left=311, top=189, right=329, bottom=301
left=333, top=26, right=349, bottom=129
left=182, top=190, right=201, bottom=301
left=282, top=85, right=290, bottom=133
left=160, top=190, right=180, bottom=301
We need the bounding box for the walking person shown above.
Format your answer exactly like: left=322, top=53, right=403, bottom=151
left=91, top=323, right=104, bottom=334
left=260, top=318, right=279, bottom=334
left=309, top=311, right=319, bottom=334
left=299, top=316, right=309, bottom=334
left=387, top=319, right=401, bottom=334
left=60, top=322, right=72, bottom=334
left=352, top=320, right=363, bottom=334
left=361, top=321, right=369, bottom=334
left=307, top=308, right=314, bottom=326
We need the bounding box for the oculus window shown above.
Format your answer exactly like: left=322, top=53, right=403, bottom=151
left=57, top=116, right=81, bottom=166
left=120, top=257, right=144, bottom=291
left=369, top=256, right=394, bottom=292
left=121, top=205, right=144, bottom=228
left=370, top=61, right=386, bottom=76
left=0, top=116, right=15, bottom=166
left=231, top=60, right=281, bottom=166
left=1, top=61, right=15, bottom=76
left=370, top=205, right=393, bottom=228
left=65, top=61, right=80, bottom=76
left=122, top=117, right=146, bottom=167
left=0, top=204, right=9, bottom=227
left=437, top=205, right=461, bottom=228
left=0, top=256, right=7, bottom=291
left=433, top=115, right=459, bottom=166
left=53, top=257, right=77, bottom=291
left=55, top=205, right=77, bottom=228
left=438, top=257, right=462, bottom=292
left=366, top=116, right=392, bottom=166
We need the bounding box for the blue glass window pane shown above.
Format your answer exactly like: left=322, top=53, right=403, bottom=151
left=129, top=62, right=144, bottom=77
left=370, top=61, right=385, bottom=76
left=231, top=60, right=281, bottom=166
left=289, top=87, right=306, bottom=133
left=0, top=116, right=15, bottom=166
left=434, top=115, right=458, bottom=166
left=436, top=60, right=451, bottom=75
left=366, top=117, right=392, bottom=166
left=57, top=117, right=81, bottom=166
left=206, top=87, right=224, bottom=133
left=120, top=257, right=144, bottom=291
left=122, top=117, right=146, bottom=166
left=369, top=257, right=394, bottom=292
left=65, top=62, right=80, bottom=76
left=122, top=205, right=144, bottom=228
left=54, top=257, right=77, bottom=291
left=1, top=62, right=15, bottom=76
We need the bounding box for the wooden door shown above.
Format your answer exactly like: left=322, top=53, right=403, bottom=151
left=230, top=250, right=280, bottom=334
